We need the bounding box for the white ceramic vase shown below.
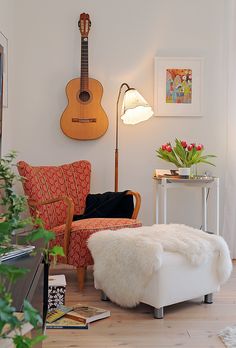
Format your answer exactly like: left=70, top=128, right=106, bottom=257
left=179, top=167, right=191, bottom=178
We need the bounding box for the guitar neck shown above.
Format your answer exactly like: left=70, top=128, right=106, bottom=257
left=81, top=37, right=89, bottom=90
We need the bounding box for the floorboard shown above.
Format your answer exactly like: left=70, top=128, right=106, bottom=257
left=43, top=262, right=236, bottom=348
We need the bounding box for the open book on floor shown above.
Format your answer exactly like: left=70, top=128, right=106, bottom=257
left=64, top=304, right=110, bottom=324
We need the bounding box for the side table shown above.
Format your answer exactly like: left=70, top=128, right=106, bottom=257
left=153, top=177, right=219, bottom=235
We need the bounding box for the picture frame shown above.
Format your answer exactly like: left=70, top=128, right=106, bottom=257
left=154, top=57, right=204, bottom=117
left=0, top=31, right=8, bottom=108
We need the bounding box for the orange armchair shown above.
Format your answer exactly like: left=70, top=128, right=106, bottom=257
left=17, top=160, right=142, bottom=290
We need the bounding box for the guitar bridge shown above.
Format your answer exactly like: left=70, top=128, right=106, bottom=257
left=72, top=118, right=97, bottom=123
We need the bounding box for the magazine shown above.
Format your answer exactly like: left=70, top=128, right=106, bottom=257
left=46, top=305, right=73, bottom=323
left=46, top=316, right=88, bottom=329
left=0, top=244, right=35, bottom=262
left=64, top=304, right=110, bottom=324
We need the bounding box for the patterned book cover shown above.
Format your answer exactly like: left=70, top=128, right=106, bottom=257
left=64, top=303, right=110, bottom=324
left=46, top=316, right=88, bottom=329
left=46, top=305, right=73, bottom=323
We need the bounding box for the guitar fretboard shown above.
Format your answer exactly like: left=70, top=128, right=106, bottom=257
left=81, top=37, right=88, bottom=91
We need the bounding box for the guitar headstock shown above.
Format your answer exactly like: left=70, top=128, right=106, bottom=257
left=78, top=13, right=91, bottom=38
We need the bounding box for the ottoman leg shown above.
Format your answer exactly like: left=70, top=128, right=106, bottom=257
left=204, top=293, right=213, bottom=304
left=101, top=290, right=109, bottom=301
left=154, top=307, right=164, bottom=319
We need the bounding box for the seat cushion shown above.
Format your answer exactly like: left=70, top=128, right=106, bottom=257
left=50, top=218, right=142, bottom=267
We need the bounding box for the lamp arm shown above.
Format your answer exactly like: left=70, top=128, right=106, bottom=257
left=115, top=83, right=130, bottom=150
left=115, top=83, right=130, bottom=192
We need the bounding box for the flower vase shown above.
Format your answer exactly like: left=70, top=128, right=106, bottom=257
left=179, top=167, right=191, bottom=179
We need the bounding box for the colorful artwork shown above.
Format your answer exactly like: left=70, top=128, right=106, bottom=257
left=166, top=68, right=192, bottom=104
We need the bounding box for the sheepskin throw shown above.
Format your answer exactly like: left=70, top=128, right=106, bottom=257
left=88, top=224, right=232, bottom=307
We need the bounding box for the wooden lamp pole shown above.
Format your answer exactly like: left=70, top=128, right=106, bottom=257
left=115, top=83, right=130, bottom=192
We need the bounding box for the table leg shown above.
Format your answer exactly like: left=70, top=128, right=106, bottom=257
left=161, top=179, right=167, bottom=224
left=202, top=187, right=207, bottom=231
left=155, top=181, right=159, bottom=224
left=216, top=178, right=220, bottom=235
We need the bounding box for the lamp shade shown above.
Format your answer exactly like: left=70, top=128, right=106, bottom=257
left=121, top=88, right=153, bottom=125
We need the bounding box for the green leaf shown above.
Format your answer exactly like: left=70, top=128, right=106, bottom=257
left=23, top=300, right=42, bottom=328
left=0, top=222, right=11, bottom=234
left=26, top=228, right=55, bottom=244
left=13, top=335, right=33, bottom=348
left=0, top=264, right=29, bottom=283
left=49, top=245, right=65, bottom=257
left=197, top=159, right=216, bottom=166
left=13, top=333, right=47, bottom=348
left=0, top=298, right=15, bottom=323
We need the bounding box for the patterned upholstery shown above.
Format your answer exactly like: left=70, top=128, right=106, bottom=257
left=18, top=161, right=142, bottom=268
left=18, top=160, right=91, bottom=229
left=51, top=218, right=142, bottom=267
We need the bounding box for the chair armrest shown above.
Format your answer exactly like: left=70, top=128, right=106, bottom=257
left=126, top=191, right=141, bottom=219
left=29, top=196, right=74, bottom=260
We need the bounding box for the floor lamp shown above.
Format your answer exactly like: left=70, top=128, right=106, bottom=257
left=115, top=83, right=154, bottom=192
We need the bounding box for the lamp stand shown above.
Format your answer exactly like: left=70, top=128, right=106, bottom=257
left=115, top=83, right=130, bottom=192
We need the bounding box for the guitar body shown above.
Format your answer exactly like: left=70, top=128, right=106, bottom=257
left=60, top=77, right=109, bottom=140
left=60, top=13, right=109, bottom=140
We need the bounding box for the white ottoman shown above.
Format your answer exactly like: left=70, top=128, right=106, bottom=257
left=88, top=224, right=232, bottom=319
left=100, top=250, right=220, bottom=319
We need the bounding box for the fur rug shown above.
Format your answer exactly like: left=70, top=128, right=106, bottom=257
left=219, top=326, right=236, bottom=347
left=88, top=224, right=232, bottom=307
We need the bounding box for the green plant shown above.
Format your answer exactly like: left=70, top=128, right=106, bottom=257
left=0, top=151, right=64, bottom=348
left=156, top=138, right=216, bottom=168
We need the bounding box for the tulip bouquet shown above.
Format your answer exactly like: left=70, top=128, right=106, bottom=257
left=156, top=139, right=216, bottom=168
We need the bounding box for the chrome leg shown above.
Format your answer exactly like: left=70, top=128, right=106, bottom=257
left=101, top=290, right=109, bottom=301
left=154, top=307, right=164, bottom=319
left=204, top=293, right=213, bottom=304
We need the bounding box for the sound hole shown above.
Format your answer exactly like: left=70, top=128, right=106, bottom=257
left=79, top=90, right=90, bottom=102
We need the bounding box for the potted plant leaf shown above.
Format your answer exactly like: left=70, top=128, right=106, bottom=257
left=0, top=151, right=64, bottom=348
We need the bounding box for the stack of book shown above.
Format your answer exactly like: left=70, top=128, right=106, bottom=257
left=46, top=303, right=110, bottom=329
left=0, top=244, right=35, bottom=262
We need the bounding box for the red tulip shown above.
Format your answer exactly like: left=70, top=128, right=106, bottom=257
left=196, top=144, right=203, bottom=151
left=166, top=146, right=172, bottom=152
left=181, top=141, right=187, bottom=148
left=188, top=145, right=193, bottom=151
left=162, top=144, right=167, bottom=150
left=190, top=143, right=196, bottom=148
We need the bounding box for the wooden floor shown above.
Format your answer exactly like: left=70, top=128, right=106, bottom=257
left=44, top=262, right=236, bottom=348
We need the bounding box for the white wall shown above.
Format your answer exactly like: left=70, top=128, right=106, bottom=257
left=1, top=0, right=227, bottom=229
left=0, top=0, right=16, bottom=154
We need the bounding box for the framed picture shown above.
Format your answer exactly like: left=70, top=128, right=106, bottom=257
left=0, top=32, right=8, bottom=108
left=154, top=57, right=203, bottom=117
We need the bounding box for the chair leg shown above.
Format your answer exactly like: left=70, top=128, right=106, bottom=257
left=154, top=307, right=164, bottom=319
left=204, top=293, right=213, bottom=304
left=76, top=267, right=86, bottom=290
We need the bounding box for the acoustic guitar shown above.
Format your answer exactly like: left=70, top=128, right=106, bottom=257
left=60, top=13, right=109, bottom=140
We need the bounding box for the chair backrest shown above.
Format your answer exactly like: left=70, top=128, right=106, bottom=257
left=17, top=160, right=91, bottom=229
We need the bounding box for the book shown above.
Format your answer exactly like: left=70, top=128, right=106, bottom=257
left=46, top=316, right=88, bottom=329
left=0, top=244, right=35, bottom=262
left=46, top=305, right=73, bottom=323
left=64, top=304, right=110, bottom=324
